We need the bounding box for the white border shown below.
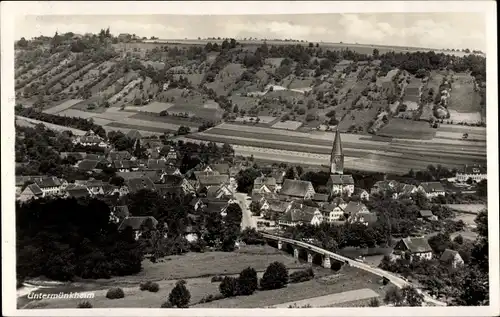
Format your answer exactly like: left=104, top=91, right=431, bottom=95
left=1, top=1, right=498, bottom=316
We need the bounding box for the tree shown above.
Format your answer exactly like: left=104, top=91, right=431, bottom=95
left=109, top=175, right=125, bottom=187
left=384, top=286, right=404, bottom=306
left=235, top=168, right=262, bottom=193
left=168, top=280, right=191, bottom=308
left=401, top=285, right=424, bottom=306
left=373, top=48, right=379, bottom=59
left=428, top=232, right=451, bottom=254
left=237, top=267, right=258, bottom=295
left=368, top=298, right=380, bottom=307
left=219, top=276, right=239, bottom=297
left=476, top=180, right=487, bottom=197
left=260, top=261, right=289, bottom=290
left=177, top=126, right=191, bottom=135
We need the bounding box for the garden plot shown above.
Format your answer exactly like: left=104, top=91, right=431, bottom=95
left=42, top=99, right=84, bottom=115
left=338, top=105, right=380, bottom=132
left=419, top=103, right=435, bottom=121
left=377, top=118, right=436, bottom=139
left=108, top=78, right=143, bottom=104
left=92, top=108, right=137, bottom=121
left=229, top=95, right=260, bottom=111
left=126, top=101, right=175, bottom=114
left=57, top=109, right=98, bottom=119
left=141, top=60, right=165, bottom=70
left=60, top=63, right=97, bottom=93
left=234, top=116, right=276, bottom=124
left=449, top=73, right=481, bottom=113
left=91, top=117, right=114, bottom=126
left=448, top=110, right=483, bottom=124
left=116, top=117, right=190, bottom=131
left=271, top=288, right=379, bottom=308
left=272, top=120, right=303, bottom=130
left=376, top=69, right=399, bottom=87
left=289, top=77, right=314, bottom=90
left=174, top=73, right=204, bottom=87
left=205, top=63, right=246, bottom=96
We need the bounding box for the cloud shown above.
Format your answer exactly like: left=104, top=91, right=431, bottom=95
left=227, top=21, right=329, bottom=40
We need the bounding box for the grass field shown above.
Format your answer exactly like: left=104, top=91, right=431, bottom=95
left=445, top=204, right=486, bottom=215
left=126, top=101, right=175, bottom=114
left=448, top=110, right=483, bottom=124
left=272, top=120, right=303, bottom=130
left=129, top=113, right=201, bottom=128
left=270, top=288, right=380, bottom=308
left=377, top=118, right=436, bottom=139
left=449, top=73, right=481, bottom=113
left=42, top=99, right=84, bottom=114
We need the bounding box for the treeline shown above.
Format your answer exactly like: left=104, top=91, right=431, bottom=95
left=15, top=105, right=107, bottom=138
left=16, top=197, right=143, bottom=282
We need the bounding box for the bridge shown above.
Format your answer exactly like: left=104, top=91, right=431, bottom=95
left=260, top=232, right=447, bottom=307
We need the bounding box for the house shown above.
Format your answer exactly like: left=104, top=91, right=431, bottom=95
left=392, top=237, right=433, bottom=261
left=419, top=210, right=438, bottom=221
left=184, top=226, right=199, bottom=243
left=269, top=170, right=286, bottom=188
left=343, top=201, right=370, bottom=216
left=418, top=182, right=446, bottom=199
left=65, top=184, right=91, bottom=198
left=110, top=206, right=130, bottom=224
left=113, top=160, right=139, bottom=172
left=332, top=197, right=347, bottom=209
left=165, top=147, right=180, bottom=163
left=348, top=211, right=378, bottom=226
left=210, top=163, right=230, bottom=175
left=18, top=184, right=44, bottom=202
left=278, top=207, right=323, bottom=227
left=164, top=165, right=182, bottom=176
left=77, top=159, right=99, bottom=172
left=206, top=184, right=234, bottom=200
left=327, top=175, right=355, bottom=197
left=321, top=203, right=346, bottom=222
left=103, top=184, right=129, bottom=197
left=312, top=193, right=329, bottom=204
left=60, top=152, right=87, bottom=160
left=196, top=174, right=230, bottom=192
left=162, top=174, right=196, bottom=196
left=253, top=176, right=278, bottom=194
left=33, top=176, right=63, bottom=196
left=393, top=183, right=417, bottom=199
left=279, top=179, right=315, bottom=200
left=356, top=189, right=370, bottom=201
left=117, top=170, right=164, bottom=183
left=370, top=180, right=399, bottom=195
left=118, top=216, right=158, bottom=240
left=15, top=175, right=40, bottom=192
left=126, top=177, right=156, bottom=193
left=440, top=249, right=464, bottom=268
left=73, top=130, right=108, bottom=148
left=146, top=159, right=168, bottom=171
left=456, top=164, right=487, bottom=183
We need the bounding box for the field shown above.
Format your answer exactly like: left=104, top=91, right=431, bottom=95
left=183, top=123, right=486, bottom=174
left=42, top=99, right=83, bottom=114
left=377, top=118, right=437, bottom=139
left=272, top=120, right=303, bottom=130
left=449, top=73, right=481, bottom=113
left=270, top=288, right=379, bottom=308
left=445, top=204, right=486, bottom=215
left=448, top=110, right=482, bottom=124
left=15, top=116, right=86, bottom=135
left=125, top=101, right=175, bottom=114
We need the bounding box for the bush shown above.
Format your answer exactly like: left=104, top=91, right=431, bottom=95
left=160, top=300, right=173, bottom=308
left=168, top=280, right=191, bottom=308
left=140, top=281, right=153, bottom=291
left=77, top=301, right=93, bottom=308
left=199, top=293, right=225, bottom=304
left=106, top=287, right=125, bottom=299
left=368, top=298, right=380, bottom=307
left=260, top=261, right=289, bottom=290
left=382, top=276, right=390, bottom=285
left=148, top=282, right=160, bottom=292
left=237, top=267, right=258, bottom=295
left=289, top=267, right=315, bottom=283
left=211, top=275, right=225, bottom=283
left=240, top=228, right=266, bottom=245
left=219, top=276, right=239, bottom=298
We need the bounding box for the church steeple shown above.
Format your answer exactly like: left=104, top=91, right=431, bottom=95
left=330, top=129, right=344, bottom=175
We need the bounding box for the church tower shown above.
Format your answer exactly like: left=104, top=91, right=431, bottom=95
left=330, top=129, right=344, bottom=175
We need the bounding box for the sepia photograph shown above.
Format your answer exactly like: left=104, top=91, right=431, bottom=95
left=1, top=1, right=498, bottom=316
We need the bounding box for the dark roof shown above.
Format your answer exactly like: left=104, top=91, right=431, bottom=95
left=280, top=179, right=314, bottom=197
left=400, top=237, right=432, bottom=253
left=440, top=249, right=462, bottom=262
left=85, top=154, right=106, bottom=161
left=127, top=177, right=156, bottom=192
left=254, top=176, right=277, bottom=188
left=210, top=163, right=230, bottom=175
left=113, top=160, right=138, bottom=169
left=109, top=151, right=132, bottom=161
left=329, top=174, right=354, bottom=185
left=419, top=182, right=445, bottom=193
left=163, top=174, right=184, bottom=187
left=86, top=179, right=106, bottom=187
left=332, top=197, right=346, bottom=206
left=280, top=208, right=319, bottom=223
left=126, top=130, right=142, bottom=140
left=268, top=200, right=291, bottom=212
left=312, top=193, right=329, bottom=202
left=331, top=130, right=343, bottom=157
left=343, top=201, right=368, bottom=214
left=77, top=159, right=99, bottom=171
left=164, top=165, right=180, bottom=175
left=373, top=180, right=399, bottom=191
left=113, top=206, right=130, bottom=219
left=155, top=184, right=183, bottom=196
left=419, top=210, right=434, bottom=217
left=34, top=176, right=61, bottom=188
left=460, top=165, right=487, bottom=175
left=117, top=170, right=163, bottom=183
left=66, top=187, right=91, bottom=198
left=16, top=175, right=40, bottom=186
left=60, top=152, right=86, bottom=160
left=194, top=170, right=220, bottom=178
left=147, top=159, right=167, bottom=170
left=197, top=174, right=230, bottom=187
left=27, top=183, right=43, bottom=195
left=118, top=216, right=158, bottom=231
left=206, top=185, right=232, bottom=199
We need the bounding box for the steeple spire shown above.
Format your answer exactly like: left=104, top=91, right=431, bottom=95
left=330, top=128, right=344, bottom=175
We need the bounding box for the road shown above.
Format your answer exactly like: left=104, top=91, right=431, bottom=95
left=261, top=232, right=447, bottom=307
left=234, top=192, right=257, bottom=230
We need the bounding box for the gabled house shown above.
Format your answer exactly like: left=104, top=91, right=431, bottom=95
left=117, top=170, right=164, bottom=184
left=392, top=237, right=433, bottom=261
left=440, top=249, right=464, bottom=268
left=393, top=184, right=417, bottom=199
left=196, top=174, right=230, bottom=192
left=354, top=188, right=370, bottom=201
left=370, top=180, right=399, bottom=195
left=312, top=193, right=329, bottom=205
left=253, top=176, right=278, bottom=194
left=419, top=210, right=438, bottom=221
left=72, top=130, right=108, bottom=148
left=206, top=184, right=234, bottom=200
left=118, top=216, right=158, bottom=240
left=65, top=184, right=92, bottom=199
left=348, top=211, right=378, bottom=226
left=327, top=174, right=355, bottom=197
left=33, top=176, right=63, bottom=196
left=18, top=183, right=44, bottom=202
left=147, top=159, right=168, bottom=171
left=164, top=165, right=182, bottom=176
left=210, top=163, right=230, bottom=175
left=279, top=179, right=315, bottom=200
left=126, top=177, right=156, bottom=193
left=278, top=207, right=323, bottom=227
left=113, top=160, right=139, bottom=172
left=84, top=179, right=106, bottom=196
left=418, top=182, right=446, bottom=199
left=343, top=201, right=370, bottom=216
left=321, top=202, right=346, bottom=222
left=103, top=184, right=130, bottom=197
left=77, top=159, right=99, bottom=172
left=108, top=150, right=132, bottom=161
left=269, top=170, right=286, bottom=188
left=15, top=175, right=40, bottom=192
left=456, top=164, right=487, bottom=183
left=162, top=174, right=195, bottom=196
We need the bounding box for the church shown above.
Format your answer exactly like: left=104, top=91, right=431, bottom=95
left=326, top=129, right=355, bottom=197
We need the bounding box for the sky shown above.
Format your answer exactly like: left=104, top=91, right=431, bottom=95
left=15, top=13, right=486, bottom=51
